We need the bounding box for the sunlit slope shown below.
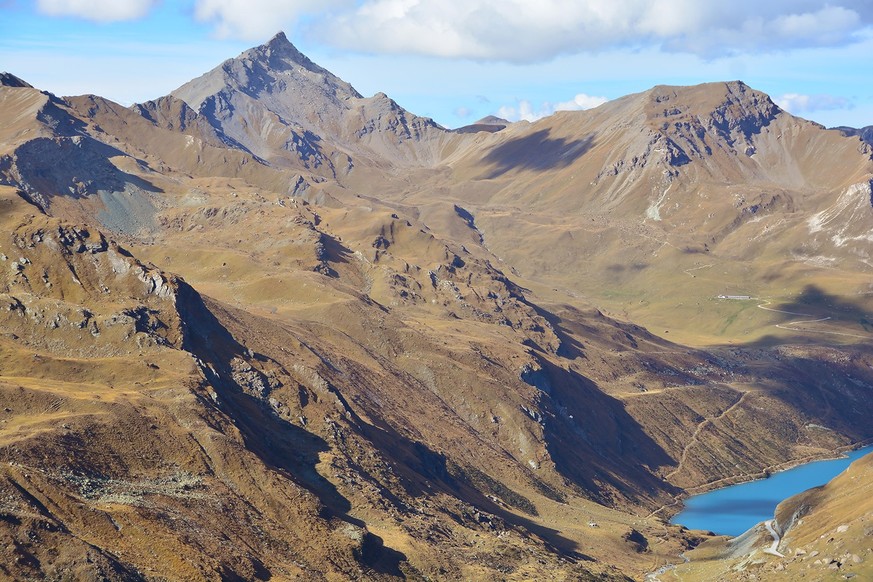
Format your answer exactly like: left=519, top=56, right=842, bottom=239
left=404, top=81, right=873, bottom=345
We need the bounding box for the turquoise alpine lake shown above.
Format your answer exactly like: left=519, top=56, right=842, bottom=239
left=670, top=445, right=873, bottom=537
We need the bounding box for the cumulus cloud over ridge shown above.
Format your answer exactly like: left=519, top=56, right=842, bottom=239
left=498, top=93, right=610, bottom=122
left=37, top=0, right=157, bottom=22
left=36, top=0, right=873, bottom=61
left=324, top=0, right=872, bottom=60
left=776, top=93, right=852, bottom=114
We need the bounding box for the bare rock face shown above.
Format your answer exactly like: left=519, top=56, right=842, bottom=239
left=172, top=31, right=362, bottom=114
left=651, top=81, right=780, bottom=151
left=169, top=32, right=357, bottom=169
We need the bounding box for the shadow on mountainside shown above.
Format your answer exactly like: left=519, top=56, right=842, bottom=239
left=175, top=283, right=408, bottom=577
left=528, top=358, right=681, bottom=507
left=274, top=339, right=598, bottom=563
left=10, top=136, right=162, bottom=203
left=189, top=291, right=599, bottom=567
left=738, top=285, right=873, bottom=349
left=481, top=130, right=594, bottom=178
left=501, top=300, right=687, bottom=502
left=707, top=285, right=873, bottom=467
left=717, top=341, right=873, bottom=460
left=354, top=419, right=596, bottom=563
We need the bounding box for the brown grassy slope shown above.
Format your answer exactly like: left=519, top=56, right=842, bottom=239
left=99, top=136, right=873, bottom=502
left=0, top=185, right=653, bottom=579
left=387, top=81, right=873, bottom=346
left=773, top=452, right=873, bottom=579
left=0, top=186, right=370, bottom=580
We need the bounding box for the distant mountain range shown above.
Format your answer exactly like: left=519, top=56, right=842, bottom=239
left=835, top=124, right=873, bottom=145
left=1, top=32, right=872, bottom=580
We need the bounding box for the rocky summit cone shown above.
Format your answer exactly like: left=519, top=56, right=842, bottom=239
left=166, top=31, right=446, bottom=172
left=171, top=31, right=362, bottom=114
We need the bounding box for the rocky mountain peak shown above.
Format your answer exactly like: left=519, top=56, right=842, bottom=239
left=170, top=31, right=361, bottom=113
left=646, top=80, right=778, bottom=124
left=258, top=31, right=318, bottom=70
left=0, top=72, right=33, bottom=88
left=244, top=31, right=347, bottom=88
left=164, top=33, right=448, bottom=171
left=634, top=80, right=782, bottom=165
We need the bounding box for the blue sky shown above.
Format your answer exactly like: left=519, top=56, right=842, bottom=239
left=2, top=0, right=872, bottom=129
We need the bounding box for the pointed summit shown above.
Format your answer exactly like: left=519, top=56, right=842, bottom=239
left=170, top=31, right=361, bottom=114
left=166, top=32, right=367, bottom=167
left=1, top=72, right=34, bottom=89
left=266, top=30, right=292, bottom=48
left=261, top=31, right=307, bottom=61
left=251, top=31, right=342, bottom=83
left=165, top=32, right=446, bottom=169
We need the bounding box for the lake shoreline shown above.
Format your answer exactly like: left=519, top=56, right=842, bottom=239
left=650, top=438, right=873, bottom=522
left=668, top=441, right=873, bottom=536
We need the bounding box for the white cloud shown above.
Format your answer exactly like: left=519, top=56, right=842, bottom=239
left=192, top=0, right=354, bottom=40
left=38, top=0, right=873, bottom=63
left=776, top=93, right=852, bottom=114
left=497, top=93, right=609, bottom=122
left=318, top=0, right=872, bottom=62
left=496, top=102, right=533, bottom=122
left=554, top=94, right=610, bottom=112
left=31, top=1, right=873, bottom=62
left=36, top=0, right=157, bottom=22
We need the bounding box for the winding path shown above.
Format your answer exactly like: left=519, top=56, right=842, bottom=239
left=645, top=296, right=867, bottom=575
left=665, top=391, right=749, bottom=480
left=683, top=264, right=713, bottom=278
left=756, top=299, right=870, bottom=339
